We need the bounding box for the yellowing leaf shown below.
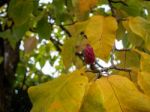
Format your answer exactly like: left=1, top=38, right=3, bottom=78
left=138, top=72, right=150, bottom=96
left=116, top=50, right=140, bottom=70
left=61, top=38, right=76, bottom=68
left=62, top=31, right=88, bottom=68
left=128, top=17, right=150, bottom=38
left=123, top=17, right=150, bottom=49
left=24, top=37, right=37, bottom=53
left=28, top=70, right=88, bottom=112
left=67, top=15, right=118, bottom=60
left=80, top=82, right=105, bottom=112
left=134, top=49, right=150, bottom=72
left=97, top=75, right=150, bottom=112
left=134, top=49, right=150, bottom=96
left=86, top=16, right=117, bottom=60
left=73, top=0, right=98, bottom=20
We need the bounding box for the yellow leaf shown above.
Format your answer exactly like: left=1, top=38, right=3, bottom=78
left=133, top=49, right=150, bottom=96
left=80, top=82, right=105, bottom=112
left=28, top=70, right=88, bottom=112
left=97, top=75, right=150, bottom=112
left=138, top=72, right=150, bottom=96
left=134, top=49, right=150, bottom=72
left=24, top=37, right=37, bottom=53
left=67, top=15, right=118, bottom=60
left=73, top=0, right=98, bottom=20
left=86, top=16, right=118, bottom=60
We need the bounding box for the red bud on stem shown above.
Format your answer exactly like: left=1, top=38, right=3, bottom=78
left=83, top=44, right=95, bottom=64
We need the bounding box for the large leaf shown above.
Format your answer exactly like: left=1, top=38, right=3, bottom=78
left=28, top=70, right=88, bottom=112
left=80, top=82, right=105, bottom=112
left=36, top=16, right=52, bottom=40
left=86, top=16, right=117, bottom=60
left=97, top=75, right=150, bottom=112
left=8, top=0, right=33, bottom=26
left=67, top=15, right=118, bottom=60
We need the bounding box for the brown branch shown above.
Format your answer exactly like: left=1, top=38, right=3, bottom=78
left=59, top=25, right=71, bottom=37
left=50, top=36, right=62, bottom=52
left=115, top=48, right=131, bottom=52
left=86, top=65, right=131, bottom=74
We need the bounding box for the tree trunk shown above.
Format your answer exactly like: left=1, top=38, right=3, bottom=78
left=0, top=38, right=20, bottom=112
left=0, top=38, right=5, bottom=112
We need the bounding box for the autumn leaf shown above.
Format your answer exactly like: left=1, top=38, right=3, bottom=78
left=97, top=75, right=150, bottom=112
left=80, top=82, right=105, bottom=112
left=67, top=15, right=118, bottom=60
left=28, top=70, right=88, bottom=112
left=134, top=49, right=150, bottom=96
left=123, top=17, right=150, bottom=49
left=115, top=50, right=140, bottom=70
left=72, top=0, right=98, bottom=20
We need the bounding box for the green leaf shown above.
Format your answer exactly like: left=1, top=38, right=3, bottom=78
left=8, top=0, right=33, bottom=26
left=0, top=30, right=16, bottom=48
left=114, top=0, right=143, bottom=17
left=12, top=22, right=29, bottom=41
left=28, top=70, right=88, bottom=112
left=36, top=17, right=52, bottom=40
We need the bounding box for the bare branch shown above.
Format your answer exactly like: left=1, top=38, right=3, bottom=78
left=59, top=25, right=72, bottom=37
left=50, top=36, right=62, bottom=52
left=115, top=48, right=131, bottom=52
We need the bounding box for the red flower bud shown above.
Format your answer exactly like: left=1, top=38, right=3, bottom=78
left=83, top=44, right=95, bottom=64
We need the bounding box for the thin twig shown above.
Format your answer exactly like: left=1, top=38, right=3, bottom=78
left=59, top=25, right=72, bottom=37
left=50, top=36, right=62, bottom=52
left=115, top=48, right=131, bottom=51
left=86, top=65, right=131, bottom=74
left=110, top=45, right=116, bottom=66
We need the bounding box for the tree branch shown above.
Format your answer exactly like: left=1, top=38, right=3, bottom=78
left=50, top=36, right=62, bottom=52
left=115, top=48, right=131, bottom=51
left=59, top=25, right=72, bottom=37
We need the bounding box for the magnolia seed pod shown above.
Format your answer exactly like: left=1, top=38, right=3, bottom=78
left=83, top=44, right=95, bottom=64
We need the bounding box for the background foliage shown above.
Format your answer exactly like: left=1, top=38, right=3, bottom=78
left=0, top=0, right=150, bottom=112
